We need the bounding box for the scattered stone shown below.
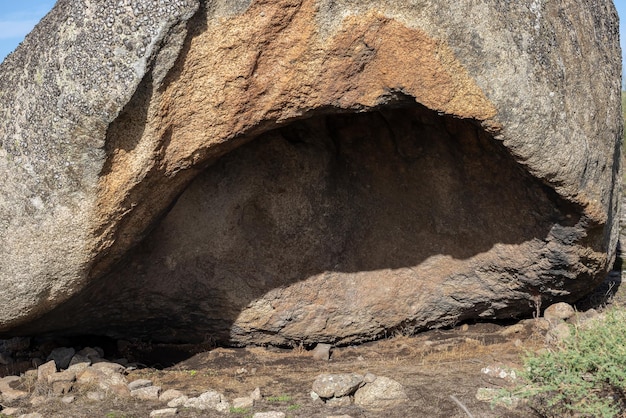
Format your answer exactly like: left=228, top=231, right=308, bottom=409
left=86, top=391, right=106, bottom=401
left=311, top=343, right=332, bottom=361
left=68, top=354, right=91, bottom=369
left=29, top=395, right=47, bottom=406
left=76, top=366, right=129, bottom=397
left=52, top=381, right=74, bottom=395
left=312, top=373, right=364, bottom=399
left=0, top=376, right=29, bottom=403
left=150, top=408, right=178, bottom=417
left=128, top=378, right=153, bottom=391
left=250, top=387, right=262, bottom=401
left=325, top=396, right=352, bottom=407
left=185, top=390, right=230, bottom=412
left=499, top=323, right=525, bottom=336
left=529, top=318, right=552, bottom=331
left=18, top=413, right=43, bottom=418
left=167, top=395, right=189, bottom=408
left=363, top=373, right=377, bottom=383
left=568, top=308, right=599, bottom=327
left=481, top=365, right=517, bottom=381
left=354, top=376, right=408, bottom=409
left=77, top=347, right=104, bottom=360
left=24, top=369, right=38, bottom=380
left=48, top=369, right=76, bottom=384
left=1, top=408, right=20, bottom=416
left=131, top=385, right=162, bottom=401
left=37, top=360, right=57, bottom=383
left=61, top=395, right=76, bottom=404
left=232, top=396, right=254, bottom=409
left=46, top=347, right=75, bottom=370
left=253, top=413, right=285, bottom=418
left=543, top=302, right=575, bottom=322
left=546, top=322, right=572, bottom=345
left=91, top=361, right=125, bottom=374
left=159, top=389, right=184, bottom=403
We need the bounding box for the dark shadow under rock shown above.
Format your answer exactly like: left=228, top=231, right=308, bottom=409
left=15, top=104, right=597, bottom=345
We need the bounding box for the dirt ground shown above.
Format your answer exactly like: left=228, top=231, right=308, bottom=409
left=9, top=318, right=550, bottom=418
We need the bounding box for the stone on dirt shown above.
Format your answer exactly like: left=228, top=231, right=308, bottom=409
left=311, top=343, right=332, bottom=361
left=543, top=302, right=576, bottom=322
left=159, top=388, right=185, bottom=403
left=150, top=408, right=178, bottom=417
left=128, top=378, right=153, bottom=391
left=167, top=395, right=189, bottom=408
left=0, top=376, right=28, bottom=403
left=36, top=360, right=56, bottom=383
left=312, top=373, right=364, bottom=399
left=131, top=385, right=161, bottom=401
left=0, top=0, right=620, bottom=347
left=184, top=390, right=230, bottom=412
left=232, top=396, right=255, bottom=409
left=253, top=412, right=286, bottom=418
left=353, top=376, right=408, bottom=409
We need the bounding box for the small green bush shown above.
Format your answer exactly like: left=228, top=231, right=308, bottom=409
left=499, top=308, right=626, bottom=417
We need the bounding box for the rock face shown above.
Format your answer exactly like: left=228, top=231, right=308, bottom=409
left=0, top=0, right=621, bottom=345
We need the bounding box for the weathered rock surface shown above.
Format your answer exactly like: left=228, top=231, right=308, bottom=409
left=0, top=0, right=621, bottom=345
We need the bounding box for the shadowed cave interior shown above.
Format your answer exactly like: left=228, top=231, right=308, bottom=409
left=14, top=103, right=579, bottom=345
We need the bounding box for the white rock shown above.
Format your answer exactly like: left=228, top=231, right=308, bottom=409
left=128, top=378, right=153, bottom=390
left=184, top=390, right=229, bottom=412
left=87, top=391, right=106, bottom=401
left=312, top=373, right=363, bottom=398
left=543, top=302, right=575, bottom=321
left=311, top=343, right=332, bottom=361
left=363, top=373, right=377, bottom=383
left=91, top=361, right=125, bottom=374
left=2, top=408, right=20, bottom=416
left=326, top=396, right=351, bottom=407
left=18, top=413, right=43, bottom=418
left=253, top=413, right=286, bottom=418
left=354, top=376, right=408, bottom=409
left=167, top=395, right=189, bottom=408
left=61, top=395, right=76, bottom=404
left=150, top=408, right=178, bottom=417
left=37, top=360, right=57, bottom=383
left=131, top=385, right=162, bottom=401
left=29, top=396, right=47, bottom=406
left=160, top=389, right=185, bottom=402
left=232, top=396, right=254, bottom=409
left=250, top=387, right=262, bottom=401
left=48, top=369, right=76, bottom=384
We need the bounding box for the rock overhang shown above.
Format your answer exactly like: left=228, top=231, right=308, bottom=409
left=0, top=0, right=621, bottom=345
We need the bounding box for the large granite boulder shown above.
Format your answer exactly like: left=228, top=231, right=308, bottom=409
left=0, top=0, right=621, bottom=345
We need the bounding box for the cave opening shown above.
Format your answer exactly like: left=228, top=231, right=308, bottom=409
left=15, top=103, right=572, bottom=347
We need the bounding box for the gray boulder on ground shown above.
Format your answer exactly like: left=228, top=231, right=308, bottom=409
left=0, top=0, right=621, bottom=345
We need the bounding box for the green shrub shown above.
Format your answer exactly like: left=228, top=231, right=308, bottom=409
left=498, top=308, right=626, bottom=417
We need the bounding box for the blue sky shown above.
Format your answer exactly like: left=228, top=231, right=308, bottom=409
left=1, top=0, right=626, bottom=83
left=0, top=0, right=56, bottom=62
